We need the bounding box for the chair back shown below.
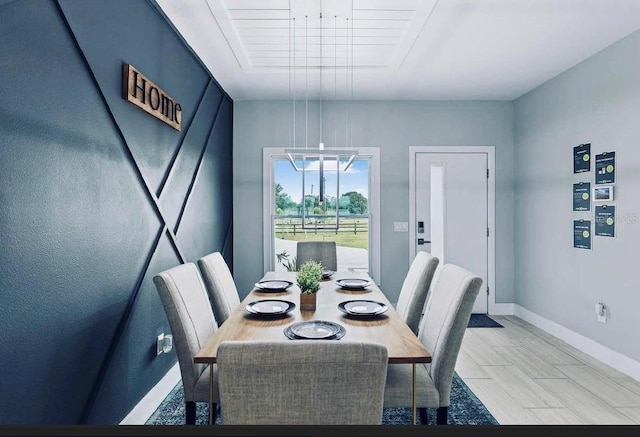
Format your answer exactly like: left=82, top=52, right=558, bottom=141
left=395, top=251, right=439, bottom=333
left=197, top=252, right=240, bottom=325
left=217, top=341, right=388, bottom=425
left=153, top=263, right=218, bottom=402
left=417, top=264, right=482, bottom=407
left=295, top=241, right=337, bottom=271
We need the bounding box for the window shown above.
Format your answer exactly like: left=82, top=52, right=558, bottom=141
left=263, top=147, right=380, bottom=283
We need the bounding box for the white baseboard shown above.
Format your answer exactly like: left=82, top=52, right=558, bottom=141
left=489, top=302, right=515, bottom=315
left=120, top=362, right=181, bottom=425
left=514, top=304, right=640, bottom=381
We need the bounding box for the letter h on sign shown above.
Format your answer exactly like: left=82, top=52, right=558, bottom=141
left=131, top=70, right=147, bottom=104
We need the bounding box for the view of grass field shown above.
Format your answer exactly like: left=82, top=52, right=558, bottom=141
left=274, top=158, right=370, bottom=251
left=275, top=217, right=369, bottom=249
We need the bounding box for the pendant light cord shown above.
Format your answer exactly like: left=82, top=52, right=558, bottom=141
left=333, top=15, right=338, bottom=147
left=288, top=5, right=292, bottom=149
left=305, top=15, right=308, bottom=150
left=350, top=8, right=354, bottom=149
left=293, top=17, right=296, bottom=148
left=319, top=9, right=323, bottom=146
left=345, top=17, right=349, bottom=151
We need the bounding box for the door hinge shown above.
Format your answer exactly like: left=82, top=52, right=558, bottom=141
left=486, top=168, right=489, bottom=178
left=487, top=227, right=490, bottom=237
left=486, top=286, right=490, bottom=296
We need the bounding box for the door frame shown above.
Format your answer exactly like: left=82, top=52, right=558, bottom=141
left=262, top=147, right=381, bottom=284
left=409, top=146, right=496, bottom=314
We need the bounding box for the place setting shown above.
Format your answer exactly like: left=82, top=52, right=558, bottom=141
left=338, top=300, right=388, bottom=318
left=253, top=279, right=293, bottom=293
left=283, top=320, right=346, bottom=340
left=245, top=299, right=296, bottom=318
left=334, top=278, right=372, bottom=291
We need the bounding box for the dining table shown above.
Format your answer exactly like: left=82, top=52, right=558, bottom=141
left=194, top=270, right=431, bottom=425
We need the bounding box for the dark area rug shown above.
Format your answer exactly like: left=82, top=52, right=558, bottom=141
left=468, top=314, right=503, bottom=328
left=146, top=373, right=498, bottom=425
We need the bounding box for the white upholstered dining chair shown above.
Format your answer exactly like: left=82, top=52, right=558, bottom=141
left=383, top=263, right=482, bottom=424
left=295, top=241, right=337, bottom=271
left=395, top=251, right=440, bottom=333
left=216, top=341, right=388, bottom=425
left=153, top=263, right=219, bottom=424
left=197, top=252, right=240, bottom=325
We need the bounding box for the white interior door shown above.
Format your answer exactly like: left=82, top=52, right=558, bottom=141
left=415, top=152, right=489, bottom=313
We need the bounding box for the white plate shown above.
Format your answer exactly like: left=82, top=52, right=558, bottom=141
left=338, top=300, right=388, bottom=316
left=335, top=278, right=372, bottom=290
left=254, top=280, right=293, bottom=291
left=344, top=300, right=386, bottom=315
left=284, top=322, right=346, bottom=340
left=289, top=321, right=342, bottom=339
left=246, top=299, right=295, bottom=316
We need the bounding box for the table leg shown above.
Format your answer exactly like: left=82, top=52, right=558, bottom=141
left=209, top=364, right=214, bottom=425
left=412, top=363, right=416, bottom=425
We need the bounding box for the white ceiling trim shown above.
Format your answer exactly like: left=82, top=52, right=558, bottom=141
left=205, top=0, right=442, bottom=73
left=158, top=0, right=640, bottom=101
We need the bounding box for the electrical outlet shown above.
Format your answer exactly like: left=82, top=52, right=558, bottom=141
left=157, top=333, right=173, bottom=355
left=156, top=333, right=165, bottom=356
left=595, top=302, right=607, bottom=323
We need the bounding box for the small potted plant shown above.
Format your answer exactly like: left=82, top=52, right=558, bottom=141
left=297, top=260, right=323, bottom=311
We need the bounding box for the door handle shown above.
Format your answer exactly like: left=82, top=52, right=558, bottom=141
left=417, top=238, right=431, bottom=245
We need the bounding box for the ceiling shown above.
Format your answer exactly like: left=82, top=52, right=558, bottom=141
left=157, top=0, right=640, bottom=101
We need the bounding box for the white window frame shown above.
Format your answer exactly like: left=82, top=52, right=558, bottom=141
left=263, top=147, right=381, bottom=284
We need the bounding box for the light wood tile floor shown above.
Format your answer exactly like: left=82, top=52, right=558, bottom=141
left=457, top=315, right=640, bottom=425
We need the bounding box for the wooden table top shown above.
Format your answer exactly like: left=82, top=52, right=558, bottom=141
left=194, top=271, right=431, bottom=365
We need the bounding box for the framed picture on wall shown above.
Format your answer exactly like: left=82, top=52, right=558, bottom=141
left=593, top=185, right=614, bottom=202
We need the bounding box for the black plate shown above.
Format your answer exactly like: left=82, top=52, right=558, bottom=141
left=335, top=278, right=372, bottom=290
left=246, top=299, right=295, bottom=317
left=284, top=320, right=346, bottom=340
left=254, top=280, right=293, bottom=292
left=322, top=270, right=334, bottom=279
left=338, top=300, right=388, bottom=317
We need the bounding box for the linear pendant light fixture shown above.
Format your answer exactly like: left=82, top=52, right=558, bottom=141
left=285, top=0, right=358, bottom=174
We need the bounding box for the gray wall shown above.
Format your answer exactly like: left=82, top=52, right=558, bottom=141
left=0, top=0, right=232, bottom=424
left=233, top=100, right=515, bottom=304
left=514, top=30, right=640, bottom=361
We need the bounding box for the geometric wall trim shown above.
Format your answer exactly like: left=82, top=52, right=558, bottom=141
left=0, top=0, right=232, bottom=424
left=61, top=6, right=229, bottom=422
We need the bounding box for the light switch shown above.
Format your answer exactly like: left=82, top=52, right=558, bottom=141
left=394, top=222, right=408, bottom=232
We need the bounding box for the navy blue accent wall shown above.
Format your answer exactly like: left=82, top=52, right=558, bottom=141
left=0, top=0, right=233, bottom=424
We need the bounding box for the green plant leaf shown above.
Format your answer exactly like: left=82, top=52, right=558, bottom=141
left=297, top=260, right=323, bottom=293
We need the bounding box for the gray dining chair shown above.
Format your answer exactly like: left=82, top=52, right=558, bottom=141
left=295, top=241, right=337, bottom=271
left=383, top=263, right=482, bottom=425
left=216, top=341, right=388, bottom=425
left=395, top=251, right=440, bottom=333
left=153, top=263, right=219, bottom=425
left=197, top=252, right=240, bottom=325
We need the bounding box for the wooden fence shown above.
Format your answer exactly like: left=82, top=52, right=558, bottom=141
left=275, top=221, right=368, bottom=235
